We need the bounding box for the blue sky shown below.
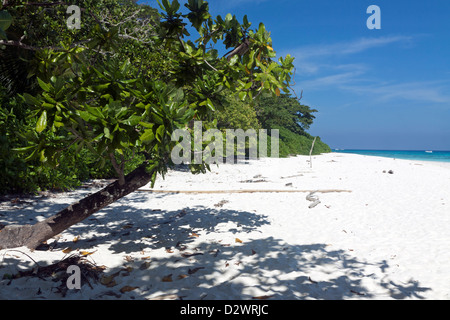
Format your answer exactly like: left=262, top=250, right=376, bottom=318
left=140, top=0, right=450, bottom=150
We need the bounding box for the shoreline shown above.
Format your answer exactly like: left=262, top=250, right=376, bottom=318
left=1, top=153, right=450, bottom=300
left=331, top=150, right=450, bottom=165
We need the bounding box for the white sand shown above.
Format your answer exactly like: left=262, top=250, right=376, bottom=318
left=1, top=153, right=450, bottom=300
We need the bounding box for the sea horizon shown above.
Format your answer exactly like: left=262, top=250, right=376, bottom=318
left=332, top=149, right=450, bottom=163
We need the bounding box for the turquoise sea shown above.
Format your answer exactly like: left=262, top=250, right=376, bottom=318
left=332, top=149, right=450, bottom=163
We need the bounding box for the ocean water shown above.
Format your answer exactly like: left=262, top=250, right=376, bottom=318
left=332, top=149, right=450, bottom=163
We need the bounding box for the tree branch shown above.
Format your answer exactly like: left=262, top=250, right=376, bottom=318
left=109, top=153, right=125, bottom=186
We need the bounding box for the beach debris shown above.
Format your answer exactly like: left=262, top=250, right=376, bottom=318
left=350, top=289, right=365, bottom=296
left=176, top=241, right=188, bottom=251
left=139, top=261, right=151, bottom=270
left=120, top=286, right=139, bottom=293
left=309, top=277, right=318, bottom=284
left=235, top=238, right=243, bottom=243
left=188, top=267, right=205, bottom=275
left=122, top=266, right=133, bottom=274
left=239, top=179, right=267, bottom=183
left=100, top=272, right=119, bottom=287
left=14, top=254, right=105, bottom=295
left=214, top=200, right=229, bottom=208
left=80, top=250, right=96, bottom=256
left=251, top=249, right=257, bottom=255
left=62, top=247, right=73, bottom=253
left=280, top=174, right=303, bottom=179
left=162, top=274, right=173, bottom=282
left=211, top=249, right=220, bottom=257
left=189, top=232, right=200, bottom=238
left=306, top=192, right=321, bottom=209
left=285, top=183, right=293, bottom=187
left=181, top=252, right=204, bottom=258
left=388, top=170, right=394, bottom=174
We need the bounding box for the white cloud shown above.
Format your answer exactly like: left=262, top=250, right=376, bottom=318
left=292, top=35, right=413, bottom=60
left=342, top=81, right=450, bottom=104
left=299, top=71, right=364, bottom=90
left=285, top=35, right=413, bottom=76
left=286, top=35, right=450, bottom=106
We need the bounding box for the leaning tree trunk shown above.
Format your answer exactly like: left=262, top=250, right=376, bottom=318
left=0, top=164, right=155, bottom=250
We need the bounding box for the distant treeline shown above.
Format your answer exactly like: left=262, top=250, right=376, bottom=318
left=215, top=91, right=331, bottom=158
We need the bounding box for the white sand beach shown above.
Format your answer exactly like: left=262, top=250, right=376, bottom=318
left=1, top=153, right=450, bottom=300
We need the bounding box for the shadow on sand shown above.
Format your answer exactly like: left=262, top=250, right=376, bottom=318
left=0, top=191, right=431, bottom=300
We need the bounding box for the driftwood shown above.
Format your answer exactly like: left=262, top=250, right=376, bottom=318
left=306, top=192, right=321, bottom=209
left=137, top=189, right=352, bottom=194
left=309, top=137, right=317, bottom=169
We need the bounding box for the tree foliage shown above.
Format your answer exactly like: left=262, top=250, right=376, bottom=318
left=253, top=93, right=331, bottom=156
left=256, top=94, right=317, bottom=135
left=0, top=0, right=330, bottom=195
left=0, top=0, right=294, bottom=187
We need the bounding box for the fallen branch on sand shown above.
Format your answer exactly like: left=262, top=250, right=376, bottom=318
left=309, top=137, right=317, bottom=169
left=137, top=189, right=352, bottom=194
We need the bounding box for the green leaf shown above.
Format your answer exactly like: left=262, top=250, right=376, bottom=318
left=84, top=105, right=105, bottom=119
left=0, top=11, right=12, bottom=31
left=139, top=122, right=154, bottom=129
left=205, top=98, right=214, bottom=111
left=22, top=93, right=40, bottom=106
left=122, top=115, right=141, bottom=127
left=37, top=78, right=52, bottom=92
left=229, top=55, right=239, bottom=66
left=104, top=127, right=111, bottom=139
left=78, top=111, right=94, bottom=122
left=36, top=111, right=48, bottom=133
left=12, top=145, right=35, bottom=153
left=225, top=13, right=232, bottom=24
left=155, top=125, right=165, bottom=142
left=140, top=129, right=155, bottom=144
left=40, top=150, right=47, bottom=163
